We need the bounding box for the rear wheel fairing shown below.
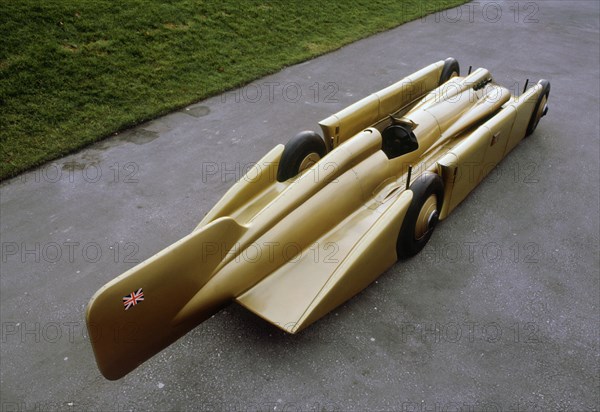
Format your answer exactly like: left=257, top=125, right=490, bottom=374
left=319, top=60, right=446, bottom=147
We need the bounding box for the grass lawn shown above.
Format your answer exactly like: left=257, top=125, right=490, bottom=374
left=0, top=0, right=467, bottom=180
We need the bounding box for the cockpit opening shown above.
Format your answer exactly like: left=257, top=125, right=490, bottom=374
left=381, top=125, right=419, bottom=159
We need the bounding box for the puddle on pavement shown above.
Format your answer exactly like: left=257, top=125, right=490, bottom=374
left=62, top=153, right=102, bottom=170
left=92, top=128, right=159, bottom=150
left=120, top=129, right=159, bottom=145
left=182, top=105, right=210, bottom=118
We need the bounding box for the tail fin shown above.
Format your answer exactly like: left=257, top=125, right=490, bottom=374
left=86, top=217, right=246, bottom=380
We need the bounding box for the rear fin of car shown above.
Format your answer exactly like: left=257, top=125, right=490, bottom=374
left=86, top=217, right=247, bottom=380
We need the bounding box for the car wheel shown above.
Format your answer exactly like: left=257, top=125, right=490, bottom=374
left=277, top=131, right=327, bottom=182
left=439, top=58, right=460, bottom=84
left=525, top=79, right=551, bottom=137
left=397, top=173, right=444, bottom=259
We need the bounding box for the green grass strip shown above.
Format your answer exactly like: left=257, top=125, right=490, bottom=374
left=0, top=0, right=467, bottom=180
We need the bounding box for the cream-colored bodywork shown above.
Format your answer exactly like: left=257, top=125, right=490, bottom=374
left=87, top=60, right=548, bottom=380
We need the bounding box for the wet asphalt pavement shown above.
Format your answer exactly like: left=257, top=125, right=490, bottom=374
left=1, top=1, right=599, bottom=411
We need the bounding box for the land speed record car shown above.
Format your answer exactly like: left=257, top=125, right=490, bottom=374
left=86, top=58, right=550, bottom=379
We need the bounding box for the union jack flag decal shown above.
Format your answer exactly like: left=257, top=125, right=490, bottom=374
left=123, top=288, right=144, bottom=310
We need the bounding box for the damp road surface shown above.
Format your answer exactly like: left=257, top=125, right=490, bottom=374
left=1, top=1, right=598, bottom=411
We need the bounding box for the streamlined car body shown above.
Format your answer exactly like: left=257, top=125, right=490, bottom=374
left=87, top=58, right=550, bottom=379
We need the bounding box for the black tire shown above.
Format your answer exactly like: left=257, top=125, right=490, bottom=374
left=439, top=57, right=460, bottom=84
left=525, top=79, right=550, bottom=137
left=397, top=173, right=444, bottom=259
left=277, top=131, right=327, bottom=182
